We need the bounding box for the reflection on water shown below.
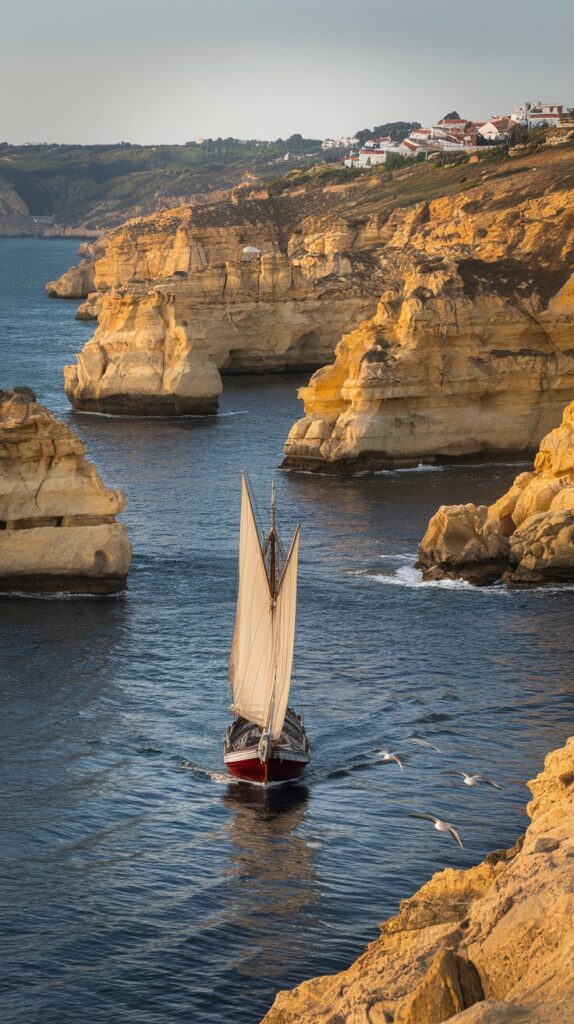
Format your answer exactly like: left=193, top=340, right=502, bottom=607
left=222, top=784, right=317, bottom=979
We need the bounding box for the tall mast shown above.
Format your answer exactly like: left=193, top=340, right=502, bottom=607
left=269, top=479, right=277, bottom=601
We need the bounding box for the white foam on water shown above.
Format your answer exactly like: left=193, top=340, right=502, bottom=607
left=368, top=564, right=510, bottom=594
left=371, top=463, right=445, bottom=476
left=180, top=761, right=236, bottom=785
left=368, top=565, right=574, bottom=596
left=179, top=760, right=299, bottom=789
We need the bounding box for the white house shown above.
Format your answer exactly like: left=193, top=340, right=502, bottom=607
left=511, top=101, right=572, bottom=130
left=478, top=117, right=515, bottom=142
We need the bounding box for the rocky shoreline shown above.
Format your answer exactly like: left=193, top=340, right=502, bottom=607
left=0, top=388, right=131, bottom=593
left=418, top=399, right=574, bottom=586
left=262, top=738, right=574, bottom=1024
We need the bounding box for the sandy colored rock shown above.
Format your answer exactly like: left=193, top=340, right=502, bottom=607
left=0, top=388, right=131, bottom=592
left=58, top=185, right=388, bottom=414
left=418, top=399, right=574, bottom=585
left=46, top=258, right=95, bottom=298
left=283, top=150, right=574, bottom=470
left=76, top=292, right=101, bottom=320
left=261, top=738, right=574, bottom=1024
left=64, top=288, right=223, bottom=415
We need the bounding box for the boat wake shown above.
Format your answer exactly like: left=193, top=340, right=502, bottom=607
left=180, top=760, right=237, bottom=785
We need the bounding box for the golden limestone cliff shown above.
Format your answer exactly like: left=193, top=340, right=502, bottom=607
left=283, top=148, right=574, bottom=469
left=58, top=186, right=388, bottom=414
left=46, top=251, right=96, bottom=299
left=0, top=388, right=131, bottom=592
left=418, top=398, right=574, bottom=586
left=50, top=146, right=574, bottom=423
left=262, top=738, right=574, bottom=1024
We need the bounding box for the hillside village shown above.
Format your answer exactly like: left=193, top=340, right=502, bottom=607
left=341, top=100, right=574, bottom=167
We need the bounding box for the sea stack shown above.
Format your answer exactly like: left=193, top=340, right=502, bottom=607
left=64, top=288, right=223, bottom=416
left=0, top=388, right=131, bottom=593
left=418, top=399, right=574, bottom=586
left=262, top=737, right=574, bottom=1023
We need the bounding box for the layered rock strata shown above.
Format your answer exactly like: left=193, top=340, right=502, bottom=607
left=46, top=253, right=95, bottom=299
left=59, top=189, right=386, bottom=415
left=262, top=738, right=574, bottom=1024
left=283, top=150, right=574, bottom=470
left=0, top=388, right=131, bottom=592
left=418, top=399, right=574, bottom=585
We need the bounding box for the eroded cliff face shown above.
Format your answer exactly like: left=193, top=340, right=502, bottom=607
left=418, top=398, right=574, bottom=586
left=262, top=738, right=574, bottom=1024
left=60, top=187, right=387, bottom=414
left=46, top=255, right=95, bottom=299
left=284, top=149, right=574, bottom=469
left=0, top=388, right=131, bottom=592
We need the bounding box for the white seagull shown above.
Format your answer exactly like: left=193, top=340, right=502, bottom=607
left=408, top=733, right=442, bottom=754
left=376, top=749, right=404, bottom=771
left=409, top=812, right=464, bottom=848
left=444, top=771, right=501, bottom=789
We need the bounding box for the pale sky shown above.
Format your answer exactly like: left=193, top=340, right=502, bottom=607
left=2, top=0, right=573, bottom=144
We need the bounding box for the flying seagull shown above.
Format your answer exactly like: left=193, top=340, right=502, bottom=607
left=444, top=771, right=501, bottom=789
left=409, top=812, right=464, bottom=848
left=407, top=733, right=442, bottom=753
left=376, top=749, right=404, bottom=771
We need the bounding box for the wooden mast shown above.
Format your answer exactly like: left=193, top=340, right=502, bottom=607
left=269, top=479, right=277, bottom=602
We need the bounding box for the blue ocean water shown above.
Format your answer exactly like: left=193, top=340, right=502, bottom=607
left=0, top=238, right=573, bottom=1024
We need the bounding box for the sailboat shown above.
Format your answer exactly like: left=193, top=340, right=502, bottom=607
left=223, top=475, right=310, bottom=784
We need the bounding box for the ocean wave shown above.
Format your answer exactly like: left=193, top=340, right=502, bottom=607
left=369, top=565, right=506, bottom=593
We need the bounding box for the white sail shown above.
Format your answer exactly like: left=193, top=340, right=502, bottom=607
left=268, top=527, right=299, bottom=740
left=229, top=476, right=299, bottom=740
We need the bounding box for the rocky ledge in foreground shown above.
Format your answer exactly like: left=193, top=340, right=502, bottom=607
left=418, top=399, right=574, bottom=586
left=262, top=738, right=574, bottom=1024
left=0, top=388, right=131, bottom=593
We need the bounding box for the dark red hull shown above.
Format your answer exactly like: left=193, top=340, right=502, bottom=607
left=226, top=754, right=307, bottom=784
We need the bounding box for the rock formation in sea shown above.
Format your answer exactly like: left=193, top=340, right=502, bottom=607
left=418, top=399, right=574, bottom=586
left=283, top=148, right=574, bottom=470
left=57, top=185, right=385, bottom=415
left=51, top=146, right=574, bottom=425
left=261, top=737, right=574, bottom=1024
left=0, top=388, right=131, bottom=593
left=46, top=256, right=96, bottom=299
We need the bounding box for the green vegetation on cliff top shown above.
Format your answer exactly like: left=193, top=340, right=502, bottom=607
left=0, top=136, right=324, bottom=231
